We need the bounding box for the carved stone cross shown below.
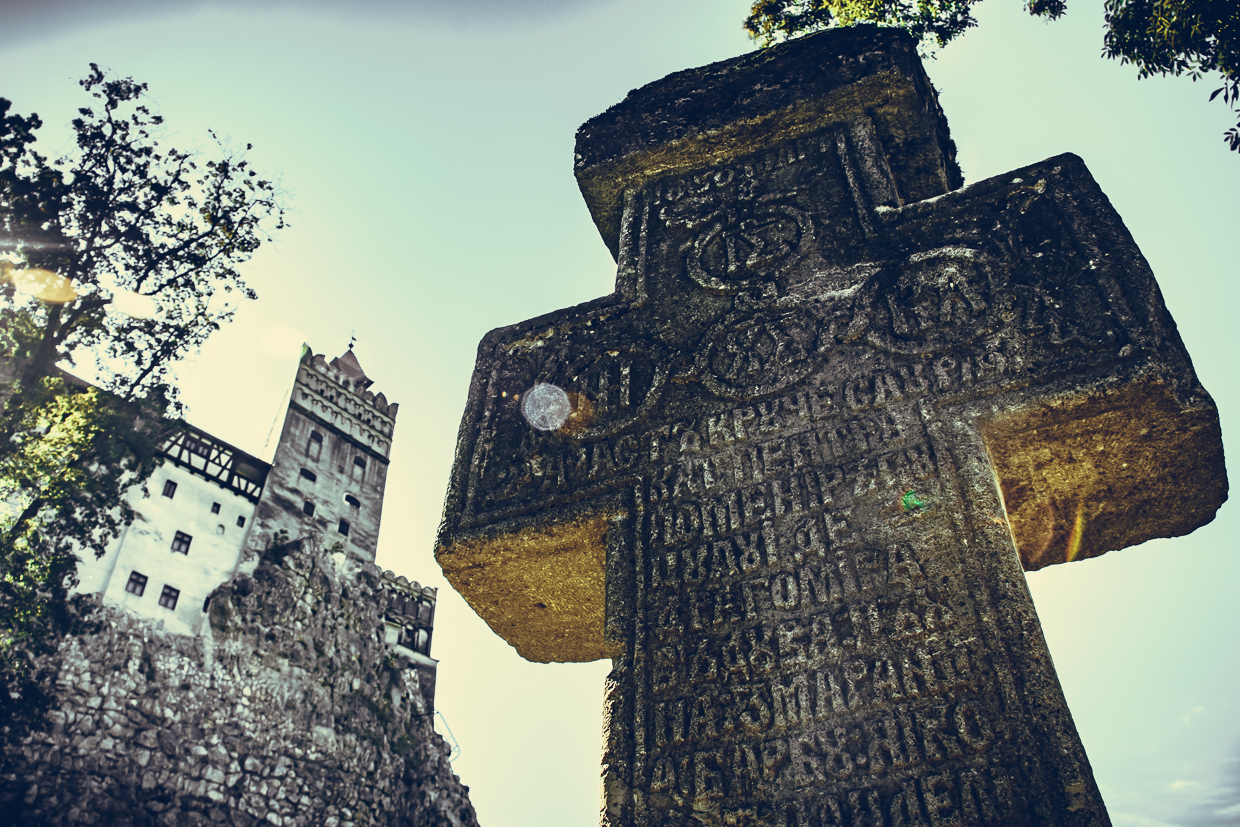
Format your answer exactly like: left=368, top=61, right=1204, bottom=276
left=435, top=28, right=1226, bottom=827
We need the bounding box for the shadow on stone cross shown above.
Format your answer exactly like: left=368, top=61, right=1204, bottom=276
left=435, top=25, right=1227, bottom=827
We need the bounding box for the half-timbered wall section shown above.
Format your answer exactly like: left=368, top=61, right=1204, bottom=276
left=160, top=424, right=270, bottom=502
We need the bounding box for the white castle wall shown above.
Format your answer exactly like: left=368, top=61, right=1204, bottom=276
left=76, top=462, right=258, bottom=636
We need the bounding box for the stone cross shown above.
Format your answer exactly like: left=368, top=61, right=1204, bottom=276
left=435, top=28, right=1227, bottom=827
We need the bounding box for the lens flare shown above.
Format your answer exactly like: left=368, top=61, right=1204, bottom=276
left=1, top=264, right=77, bottom=304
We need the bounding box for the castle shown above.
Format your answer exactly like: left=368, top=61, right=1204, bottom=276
left=72, top=343, right=439, bottom=696
left=0, top=344, right=477, bottom=826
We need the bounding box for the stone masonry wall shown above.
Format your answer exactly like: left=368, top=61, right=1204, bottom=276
left=0, top=539, right=477, bottom=827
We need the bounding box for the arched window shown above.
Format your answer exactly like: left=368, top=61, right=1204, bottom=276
left=307, top=431, right=323, bottom=461
left=352, top=456, right=366, bottom=481
left=344, top=493, right=361, bottom=510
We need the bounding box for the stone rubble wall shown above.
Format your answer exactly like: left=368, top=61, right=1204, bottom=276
left=0, top=539, right=478, bottom=827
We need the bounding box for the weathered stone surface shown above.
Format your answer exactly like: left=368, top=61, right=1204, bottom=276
left=574, top=26, right=962, bottom=261
left=436, top=25, right=1226, bottom=827
left=0, top=539, right=476, bottom=827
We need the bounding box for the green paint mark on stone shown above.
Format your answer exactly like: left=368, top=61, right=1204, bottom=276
left=901, top=490, right=927, bottom=513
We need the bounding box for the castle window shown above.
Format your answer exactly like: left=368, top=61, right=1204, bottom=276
left=162, top=480, right=177, bottom=499
left=184, top=433, right=210, bottom=458
left=158, top=586, right=180, bottom=610
left=399, top=626, right=429, bottom=655
left=338, top=519, right=350, bottom=537
left=303, top=501, right=316, bottom=517
left=344, top=494, right=361, bottom=510
left=299, top=468, right=317, bottom=484
left=125, top=571, right=148, bottom=597
left=307, top=431, right=323, bottom=460
left=236, top=516, right=246, bottom=528
left=352, top=456, right=366, bottom=481
left=171, top=531, right=193, bottom=554
left=210, top=502, right=221, bottom=514
left=234, top=460, right=263, bottom=483
left=216, top=525, right=225, bottom=535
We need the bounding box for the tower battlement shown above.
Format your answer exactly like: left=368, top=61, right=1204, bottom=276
left=295, top=347, right=398, bottom=460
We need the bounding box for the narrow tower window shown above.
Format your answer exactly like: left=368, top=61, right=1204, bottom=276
left=162, top=480, right=177, bottom=499
left=303, top=501, right=316, bottom=517
left=352, top=456, right=366, bottom=481
left=299, top=468, right=317, bottom=484
left=344, top=494, right=361, bottom=509
left=307, top=431, right=323, bottom=461
left=338, top=519, right=350, bottom=537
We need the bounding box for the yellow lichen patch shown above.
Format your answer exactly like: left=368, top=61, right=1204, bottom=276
left=435, top=511, right=613, bottom=663
left=559, top=392, right=595, bottom=436
left=983, top=376, right=1226, bottom=571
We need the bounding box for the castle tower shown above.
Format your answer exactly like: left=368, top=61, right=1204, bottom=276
left=252, top=345, right=398, bottom=561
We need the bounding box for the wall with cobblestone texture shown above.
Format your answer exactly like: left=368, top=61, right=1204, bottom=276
left=0, top=538, right=477, bottom=827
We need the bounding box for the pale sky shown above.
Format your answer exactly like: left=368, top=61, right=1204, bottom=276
left=2, top=1, right=1237, bottom=825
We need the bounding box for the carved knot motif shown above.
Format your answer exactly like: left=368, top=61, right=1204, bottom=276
left=863, top=246, right=998, bottom=355
left=698, top=307, right=823, bottom=400
left=658, top=169, right=812, bottom=293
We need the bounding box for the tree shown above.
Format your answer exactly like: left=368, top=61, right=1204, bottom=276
left=0, top=66, right=285, bottom=697
left=743, top=0, right=1240, bottom=154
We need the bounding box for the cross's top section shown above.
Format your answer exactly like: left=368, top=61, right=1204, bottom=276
left=574, top=26, right=962, bottom=259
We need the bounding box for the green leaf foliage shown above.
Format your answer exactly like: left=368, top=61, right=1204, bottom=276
left=0, top=66, right=285, bottom=714
left=744, top=0, right=1240, bottom=154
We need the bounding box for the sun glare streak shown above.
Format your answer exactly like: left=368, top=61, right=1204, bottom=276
left=1065, top=500, right=1087, bottom=562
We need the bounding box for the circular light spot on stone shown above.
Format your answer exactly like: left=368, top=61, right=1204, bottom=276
left=521, top=383, right=571, bottom=431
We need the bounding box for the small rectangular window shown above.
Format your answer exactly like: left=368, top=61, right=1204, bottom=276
left=338, top=519, right=350, bottom=537
left=171, top=531, right=193, bottom=554
left=236, top=516, right=246, bottom=528
left=303, top=501, right=316, bottom=517
left=125, top=571, right=148, bottom=596
left=185, top=433, right=210, bottom=458
left=210, top=502, right=221, bottom=514
left=344, top=494, right=361, bottom=509
left=352, top=456, right=366, bottom=481
left=158, top=586, right=180, bottom=610
left=299, top=468, right=317, bottom=483
left=162, top=480, right=177, bottom=499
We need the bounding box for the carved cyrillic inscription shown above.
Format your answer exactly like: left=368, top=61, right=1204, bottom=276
left=631, top=396, right=1025, bottom=824
left=464, top=333, right=1034, bottom=519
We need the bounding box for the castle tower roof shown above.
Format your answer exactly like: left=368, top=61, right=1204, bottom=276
left=329, top=348, right=373, bottom=391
